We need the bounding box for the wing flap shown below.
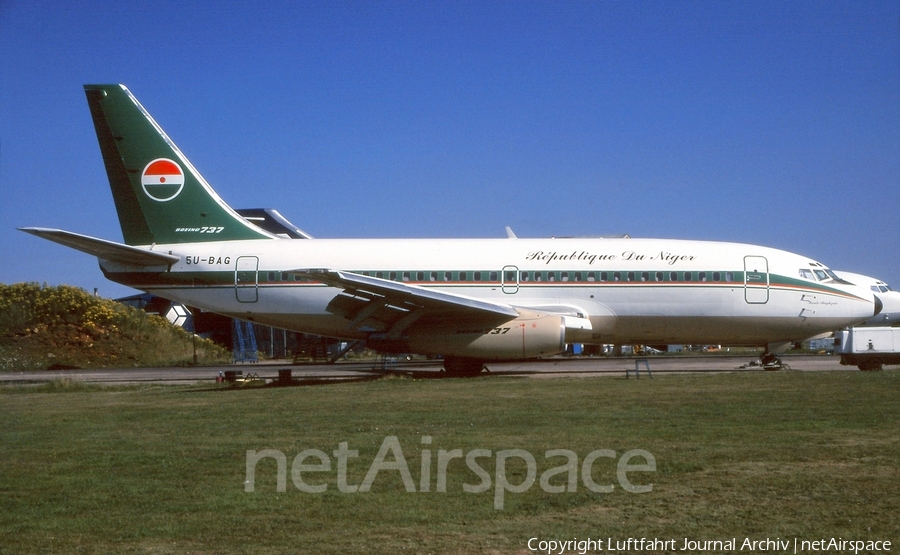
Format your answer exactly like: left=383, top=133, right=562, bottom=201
left=291, top=269, right=518, bottom=335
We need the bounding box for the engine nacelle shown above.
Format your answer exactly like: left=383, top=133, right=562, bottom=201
left=371, top=311, right=567, bottom=360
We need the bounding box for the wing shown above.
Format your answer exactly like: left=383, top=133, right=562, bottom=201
left=292, top=269, right=519, bottom=337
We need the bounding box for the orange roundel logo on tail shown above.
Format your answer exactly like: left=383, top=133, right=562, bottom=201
left=141, top=158, right=185, bottom=201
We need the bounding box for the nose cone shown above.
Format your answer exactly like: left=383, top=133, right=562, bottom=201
left=838, top=284, right=887, bottom=327
left=862, top=291, right=900, bottom=326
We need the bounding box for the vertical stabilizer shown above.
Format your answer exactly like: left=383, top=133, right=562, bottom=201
left=84, top=84, right=274, bottom=245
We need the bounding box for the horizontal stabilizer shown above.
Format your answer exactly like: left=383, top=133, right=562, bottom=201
left=19, top=228, right=180, bottom=267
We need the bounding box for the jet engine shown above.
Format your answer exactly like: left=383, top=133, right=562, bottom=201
left=370, top=311, right=566, bottom=360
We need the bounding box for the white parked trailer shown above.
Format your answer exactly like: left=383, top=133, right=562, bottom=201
left=835, top=327, right=900, bottom=370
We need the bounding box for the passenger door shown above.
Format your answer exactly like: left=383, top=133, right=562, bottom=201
left=743, top=256, right=769, bottom=304
left=235, top=256, right=259, bottom=303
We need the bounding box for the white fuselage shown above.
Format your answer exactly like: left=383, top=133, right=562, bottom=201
left=101, top=236, right=878, bottom=349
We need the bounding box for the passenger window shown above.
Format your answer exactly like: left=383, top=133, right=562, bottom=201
left=561, top=272, right=569, bottom=282
left=684, top=272, right=693, bottom=282
left=613, top=272, right=621, bottom=282
left=713, top=272, right=720, bottom=281
left=444, top=271, right=452, bottom=281
left=416, top=271, right=425, bottom=281
left=402, top=271, right=411, bottom=282
left=573, top=272, right=582, bottom=282
left=726, top=272, right=734, bottom=282
left=459, top=271, right=467, bottom=281
left=521, top=271, right=530, bottom=282
left=587, top=272, right=596, bottom=282
left=376, top=271, right=385, bottom=279
left=699, top=272, right=707, bottom=282
left=490, top=271, right=498, bottom=281
left=626, top=271, right=635, bottom=282
left=505, top=271, right=516, bottom=282
left=474, top=271, right=482, bottom=281
left=670, top=271, right=678, bottom=281
left=548, top=272, right=556, bottom=282
left=535, top=272, right=543, bottom=282
left=641, top=271, right=649, bottom=282
left=430, top=271, right=438, bottom=282
left=390, top=271, right=398, bottom=281
left=655, top=271, right=664, bottom=282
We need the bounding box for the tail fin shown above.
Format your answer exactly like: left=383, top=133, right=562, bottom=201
left=84, top=84, right=274, bottom=245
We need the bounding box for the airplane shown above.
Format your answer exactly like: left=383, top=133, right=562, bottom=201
left=20, top=84, right=884, bottom=374
left=835, top=271, right=900, bottom=327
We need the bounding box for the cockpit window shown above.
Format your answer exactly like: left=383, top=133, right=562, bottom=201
left=823, top=269, right=853, bottom=285
left=801, top=267, right=852, bottom=284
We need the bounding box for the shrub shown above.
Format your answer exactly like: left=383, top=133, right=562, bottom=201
left=0, top=283, right=230, bottom=370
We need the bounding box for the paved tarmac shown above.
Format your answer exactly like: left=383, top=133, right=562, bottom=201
left=1, top=354, right=893, bottom=386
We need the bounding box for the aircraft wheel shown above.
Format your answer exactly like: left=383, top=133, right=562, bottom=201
left=443, top=357, right=486, bottom=376
left=859, top=359, right=883, bottom=371
left=761, top=352, right=777, bottom=364
left=760, top=352, right=782, bottom=369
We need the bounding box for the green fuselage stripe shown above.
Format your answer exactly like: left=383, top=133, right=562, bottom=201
left=103, top=267, right=863, bottom=301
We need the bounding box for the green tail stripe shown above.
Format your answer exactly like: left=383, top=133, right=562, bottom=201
left=84, top=84, right=273, bottom=245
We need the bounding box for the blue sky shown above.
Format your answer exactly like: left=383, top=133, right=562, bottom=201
left=1, top=1, right=898, bottom=299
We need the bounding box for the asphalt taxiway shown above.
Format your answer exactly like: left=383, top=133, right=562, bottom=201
left=1, top=355, right=891, bottom=386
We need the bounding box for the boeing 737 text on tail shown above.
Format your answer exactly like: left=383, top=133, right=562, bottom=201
left=21, top=85, right=883, bottom=374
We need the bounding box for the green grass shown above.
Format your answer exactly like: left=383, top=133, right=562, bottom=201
left=1, top=371, right=898, bottom=554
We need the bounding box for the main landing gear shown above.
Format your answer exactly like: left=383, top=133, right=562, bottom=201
left=758, top=351, right=790, bottom=371
left=742, top=350, right=791, bottom=371
left=442, top=357, right=488, bottom=376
